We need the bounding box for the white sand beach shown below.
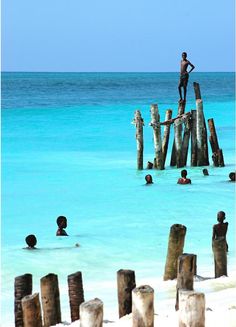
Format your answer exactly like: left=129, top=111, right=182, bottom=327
left=52, top=274, right=236, bottom=327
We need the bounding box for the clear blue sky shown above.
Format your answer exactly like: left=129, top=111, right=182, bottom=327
left=2, top=0, right=235, bottom=72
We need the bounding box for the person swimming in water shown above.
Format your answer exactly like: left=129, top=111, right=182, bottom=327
left=24, top=234, right=37, bottom=249
left=229, top=172, right=235, bottom=182
left=178, top=52, right=195, bottom=102
left=145, top=174, right=153, bottom=185
left=202, top=168, right=209, bottom=176
left=56, top=216, right=68, bottom=236
left=212, top=211, right=228, bottom=251
left=177, top=169, right=191, bottom=184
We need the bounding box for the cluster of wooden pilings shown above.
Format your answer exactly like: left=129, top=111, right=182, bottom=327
left=14, top=224, right=227, bottom=327
left=132, top=82, right=225, bottom=170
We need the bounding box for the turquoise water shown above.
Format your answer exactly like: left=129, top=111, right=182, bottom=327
left=1, top=72, right=235, bottom=325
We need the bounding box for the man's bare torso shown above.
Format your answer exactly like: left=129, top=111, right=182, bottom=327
left=180, top=59, right=190, bottom=75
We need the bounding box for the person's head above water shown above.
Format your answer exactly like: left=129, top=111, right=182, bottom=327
left=217, top=211, right=226, bottom=223
left=182, top=52, right=187, bottom=59
left=181, top=169, right=188, bottom=178
left=57, top=216, right=67, bottom=229
left=229, top=172, right=235, bottom=182
left=145, top=174, right=153, bottom=184
left=203, top=169, right=209, bottom=176
left=25, top=234, right=37, bottom=248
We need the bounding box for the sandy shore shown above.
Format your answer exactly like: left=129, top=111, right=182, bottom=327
left=52, top=274, right=236, bottom=327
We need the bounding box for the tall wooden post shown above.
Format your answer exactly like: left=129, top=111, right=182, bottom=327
left=80, top=298, right=103, bottom=327
left=40, top=273, right=61, bottom=327
left=15, top=273, right=33, bottom=327
left=132, top=285, right=154, bottom=327
left=164, top=224, right=187, bottom=281
left=67, top=272, right=85, bottom=322
left=208, top=118, right=225, bottom=167
left=22, top=293, right=42, bottom=327
left=175, top=254, right=195, bottom=311
left=181, top=116, right=191, bottom=166
left=117, top=269, right=136, bottom=318
left=212, top=239, right=227, bottom=278
left=179, top=291, right=205, bottom=327
left=132, top=110, right=144, bottom=170
left=174, top=118, right=183, bottom=168
left=191, top=110, right=197, bottom=166
left=196, top=99, right=206, bottom=166
left=150, top=104, right=164, bottom=170
left=170, top=100, right=186, bottom=166
left=193, top=82, right=201, bottom=100
left=162, top=109, right=172, bottom=166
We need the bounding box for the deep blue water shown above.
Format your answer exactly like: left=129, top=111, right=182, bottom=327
left=1, top=72, right=235, bottom=325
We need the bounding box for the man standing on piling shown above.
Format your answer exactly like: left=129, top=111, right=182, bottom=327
left=178, top=52, right=195, bottom=102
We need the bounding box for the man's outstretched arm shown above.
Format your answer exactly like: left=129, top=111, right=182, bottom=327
left=188, top=61, right=195, bottom=73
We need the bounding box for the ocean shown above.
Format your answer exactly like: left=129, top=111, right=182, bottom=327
left=1, top=72, right=235, bottom=325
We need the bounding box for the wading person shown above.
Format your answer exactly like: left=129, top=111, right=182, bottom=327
left=145, top=174, right=153, bottom=185
left=56, top=216, right=68, bottom=236
left=24, top=234, right=37, bottom=249
left=178, top=52, right=195, bottom=102
left=177, top=169, right=191, bottom=185
left=212, top=211, right=228, bottom=251
left=229, top=172, right=235, bottom=182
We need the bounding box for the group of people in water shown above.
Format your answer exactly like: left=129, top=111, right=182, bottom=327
left=145, top=170, right=235, bottom=185
left=24, top=215, right=68, bottom=249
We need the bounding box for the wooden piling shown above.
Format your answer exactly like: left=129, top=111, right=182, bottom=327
left=133, top=110, right=144, bottom=170
left=117, top=269, right=136, bottom=318
left=132, top=285, right=154, bottom=327
left=208, top=118, right=225, bottom=167
left=14, top=273, right=32, bottom=327
left=191, top=110, right=197, bottom=166
left=179, top=290, right=205, bottom=327
left=212, top=239, right=227, bottom=278
left=80, top=298, right=103, bottom=327
left=170, top=100, right=186, bottom=167
left=162, top=109, right=172, bottom=166
left=21, top=293, right=42, bottom=327
left=181, top=116, right=191, bottom=166
left=196, top=99, right=206, bottom=166
left=193, top=82, right=202, bottom=100
left=174, top=118, right=184, bottom=168
left=175, top=254, right=195, bottom=311
left=40, top=273, right=61, bottom=327
left=150, top=104, right=164, bottom=170
left=67, top=271, right=85, bottom=322
left=164, top=224, right=187, bottom=281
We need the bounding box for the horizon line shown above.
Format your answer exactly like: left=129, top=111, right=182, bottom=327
left=1, top=70, right=235, bottom=74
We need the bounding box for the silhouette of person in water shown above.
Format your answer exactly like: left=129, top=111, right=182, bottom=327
left=212, top=211, right=228, bottom=251
left=229, top=172, right=235, bottom=182
left=145, top=174, right=153, bottom=185
left=178, top=52, right=195, bottom=102
left=177, top=169, right=191, bottom=184
left=203, top=168, right=209, bottom=176
left=56, top=216, right=68, bottom=236
left=25, top=234, right=37, bottom=249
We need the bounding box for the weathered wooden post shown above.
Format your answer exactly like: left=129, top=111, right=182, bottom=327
left=208, top=118, right=225, bottom=167
left=117, top=269, right=136, bottom=318
left=132, top=110, right=144, bottom=170
left=175, top=254, right=195, bottom=311
left=67, top=271, right=85, bottom=322
left=181, top=116, right=191, bottom=166
left=132, top=285, right=154, bottom=327
left=196, top=99, right=207, bottom=166
left=21, top=293, right=42, bottom=327
left=40, top=273, right=61, bottom=327
left=164, top=224, right=187, bottom=281
left=179, top=290, right=205, bottom=327
left=80, top=298, right=103, bottom=327
left=150, top=104, right=164, bottom=170
left=193, top=82, right=201, bottom=100
left=191, top=110, right=197, bottom=166
left=15, top=273, right=33, bottom=327
left=212, top=239, right=227, bottom=278
left=170, top=100, right=186, bottom=167
left=162, top=109, right=172, bottom=166
left=174, top=118, right=184, bottom=168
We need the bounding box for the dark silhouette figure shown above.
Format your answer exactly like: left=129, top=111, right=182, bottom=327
left=25, top=234, right=37, bottom=249
left=212, top=211, right=228, bottom=251
left=229, top=172, right=235, bottom=182
left=178, top=52, right=195, bottom=101
left=56, top=216, right=68, bottom=236
left=203, top=168, right=209, bottom=176
left=177, top=169, right=191, bottom=185
left=145, top=174, right=153, bottom=184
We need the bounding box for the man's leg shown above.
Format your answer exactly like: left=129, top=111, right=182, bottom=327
left=178, top=86, right=182, bottom=100
left=183, top=86, right=187, bottom=102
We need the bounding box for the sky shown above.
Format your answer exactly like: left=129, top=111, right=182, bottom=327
left=1, top=0, right=235, bottom=72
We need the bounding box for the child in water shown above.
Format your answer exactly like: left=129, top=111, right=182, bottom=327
left=145, top=174, right=153, bottom=185
left=56, top=216, right=68, bottom=236
left=24, top=234, right=37, bottom=249
left=177, top=169, right=191, bottom=184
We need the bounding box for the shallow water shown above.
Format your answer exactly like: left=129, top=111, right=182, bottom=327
left=1, top=72, right=235, bottom=325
